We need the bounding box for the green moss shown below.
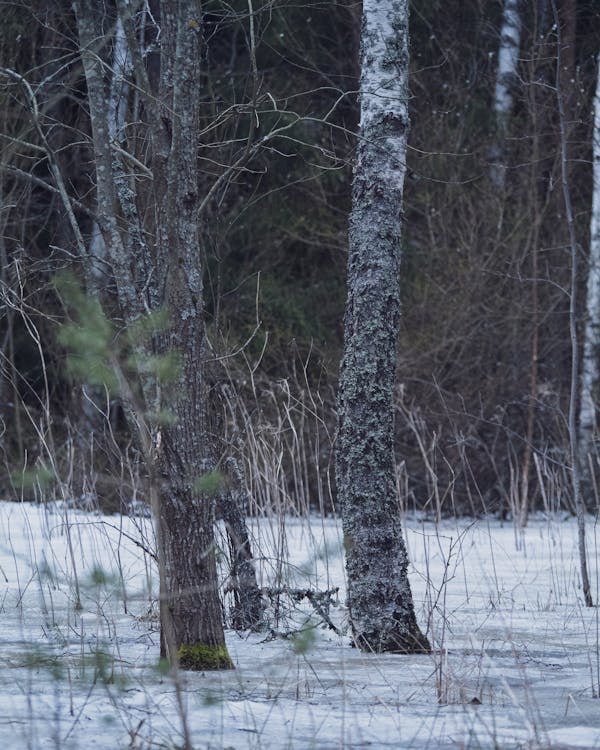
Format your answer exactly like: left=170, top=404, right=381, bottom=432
left=177, top=642, right=234, bottom=671
left=193, top=471, right=225, bottom=497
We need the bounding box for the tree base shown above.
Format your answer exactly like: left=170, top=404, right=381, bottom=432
left=177, top=642, right=234, bottom=670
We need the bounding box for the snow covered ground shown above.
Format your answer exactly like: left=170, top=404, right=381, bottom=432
left=0, top=500, right=599, bottom=749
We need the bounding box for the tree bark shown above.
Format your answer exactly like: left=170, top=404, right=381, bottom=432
left=78, top=14, right=132, bottom=464
left=578, top=56, right=600, bottom=491
left=336, top=0, right=430, bottom=654
left=74, top=0, right=234, bottom=668
left=490, top=0, right=522, bottom=188
left=554, top=1, right=593, bottom=607
left=221, top=457, right=264, bottom=630
left=149, top=0, right=232, bottom=667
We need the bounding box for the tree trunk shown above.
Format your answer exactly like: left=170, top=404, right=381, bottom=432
left=222, top=457, right=264, bottom=631
left=74, top=0, right=234, bottom=668
left=78, top=14, right=132, bottom=471
left=336, top=0, right=430, bottom=654
left=150, top=0, right=232, bottom=668
left=578, top=52, right=600, bottom=496
left=490, top=0, right=522, bottom=188
left=554, top=3, right=593, bottom=607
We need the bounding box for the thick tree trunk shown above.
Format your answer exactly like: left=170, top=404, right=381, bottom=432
left=150, top=0, right=232, bottom=668
left=579, top=53, right=600, bottom=495
left=74, top=0, right=233, bottom=668
left=336, top=0, right=429, bottom=654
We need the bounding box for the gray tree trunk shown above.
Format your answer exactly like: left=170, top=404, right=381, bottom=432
left=578, top=52, right=600, bottom=494
left=151, top=0, right=227, bottom=667
left=74, top=0, right=235, bottom=668
left=79, top=14, right=132, bottom=465
left=554, top=8, right=593, bottom=608
left=221, top=457, right=264, bottom=630
left=336, top=0, right=430, bottom=654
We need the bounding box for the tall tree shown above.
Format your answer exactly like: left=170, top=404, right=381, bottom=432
left=336, top=0, right=430, bottom=654
left=490, top=0, right=522, bottom=188
left=578, top=53, right=600, bottom=493
left=553, top=0, right=593, bottom=607
left=71, top=0, right=252, bottom=668
left=78, top=12, right=132, bottom=456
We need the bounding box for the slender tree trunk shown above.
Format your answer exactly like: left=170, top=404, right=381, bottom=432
left=578, top=53, right=600, bottom=494
left=558, top=0, right=577, bottom=122
left=73, top=3, right=140, bottom=318
left=0, top=197, right=16, bottom=459
left=222, top=457, right=264, bottom=630
left=553, top=1, right=593, bottom=607
left=518, top=18, right=548, bottom=528
left=336, top=0, right=430, bottom=654
left=490, top=0, right=522, bottom=188
left=211, top=382, right=264, bottom=630
left=79, top=15, right=133, bottom=459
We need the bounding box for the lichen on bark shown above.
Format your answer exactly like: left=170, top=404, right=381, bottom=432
left=336, top=0, right=430, bottom=655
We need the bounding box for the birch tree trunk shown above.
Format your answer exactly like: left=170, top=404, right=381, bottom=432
left=490, top=0, right=522, bottom=188
left=554, top=6, right=593, bottom=608
left=336, top=0, right=429, bottom=654
left=80, top=14, right=132, bottom=454
left=578, top=52, right=600, bottom=496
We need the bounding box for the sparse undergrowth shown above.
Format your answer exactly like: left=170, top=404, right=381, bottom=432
left=0, top=501, right=598, bottom=749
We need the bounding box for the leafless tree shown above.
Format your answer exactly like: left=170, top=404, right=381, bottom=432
left=69, top=0, right=265, bottom=667
left=578, top=53, right=600, bottom=501
left=490, top=0, right=522, bottom=188
left=336, top=0, right=430, bottom=654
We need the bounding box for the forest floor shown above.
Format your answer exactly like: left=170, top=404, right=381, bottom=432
left=0, top=499, right=598, bottom=749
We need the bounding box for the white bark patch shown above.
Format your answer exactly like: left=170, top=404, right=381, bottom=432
left=359, top=1, right=409, bottom=130
left=494, top=0, right=522, bottom=127
left=107, top=17, right=132, bottom=143
left=579, top=52, right=600, bottom=450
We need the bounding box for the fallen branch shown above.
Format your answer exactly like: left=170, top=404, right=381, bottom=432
left=262, top=586, right=343, bottom=635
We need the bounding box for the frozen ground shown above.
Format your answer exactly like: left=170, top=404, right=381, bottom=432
left=0, top=500, right=599, bottom=749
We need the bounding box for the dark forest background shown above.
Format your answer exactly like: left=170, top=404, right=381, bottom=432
left=1, top=0, right=600, bottom=519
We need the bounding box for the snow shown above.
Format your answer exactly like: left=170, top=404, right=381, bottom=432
left=0, top=501, right=599, bottom=749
